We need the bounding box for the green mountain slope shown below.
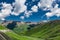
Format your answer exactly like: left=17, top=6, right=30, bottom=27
left=24, top=20, right=60, bottom=40
left=0, top=25, right=7, bottom=30
left=5, top=31, right=43, bottom=40
left=0, top=25, right=43, bottom=40
left=0, top=20, right=60, bottom=40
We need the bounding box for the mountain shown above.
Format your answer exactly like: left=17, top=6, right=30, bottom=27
left=0, top=24, right=43, bottom=40
left=23, top=20, right=60, bottom=40
left=5, top=31, right=43, bottom=40
left=0, top=20, right=60, bottom=40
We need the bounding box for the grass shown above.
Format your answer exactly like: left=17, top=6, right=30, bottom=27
left=0, top=20, right=60, bottom=40
left=0, top=24, right=44, bottom=40
left=5, top=31, right=44, bottom=40
left=13, top=24, right=29, bottom=35
left=0, top=25, right=7, bottom=30
left=23, top=21, right=60, bottom=40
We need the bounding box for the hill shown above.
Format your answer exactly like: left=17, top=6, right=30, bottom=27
left=23, top=20, right=60, bottom=40
left=5, top=31, right=43, bottom=40
left=0, top=24, right=44, bottom=40
left=0, top=20, right=60, bottom=40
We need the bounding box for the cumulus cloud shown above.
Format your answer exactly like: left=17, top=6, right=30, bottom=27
left=37, top=0, right=60, bottom=19
left=45, top=4, right=60, bottom=18
left=0, top=0, right=33, bottom=20
left=0, top=0, right=27, bottom=20
left=24, top=11, right=32, bottom=18
left=0, top=0, right=60, bottom=20
left=0, top=2, right=13, bottom=20
left=38, top=2, right=41, bottom=8
left=46, top=12, right=55, bottom=18
left=11, top=0, right=27, bottom=16
left=38, top=0, right=55, bottom=9
left=1, top=18, right=5, bottom=21
left=20, top=16, right=24, bottom=19
left=31, top=5, right=38, bottom=12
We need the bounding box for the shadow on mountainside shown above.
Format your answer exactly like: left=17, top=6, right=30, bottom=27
left=6, top=21, right=17, bottom=30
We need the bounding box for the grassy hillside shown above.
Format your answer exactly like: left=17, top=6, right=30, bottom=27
left=0, top=24, right=43, bottom=40
left=13, top=24, right=29, bottom=35
left=0, top=25, right=7, bottom=30
left=0, top=20, right=60, bottom=40
left=24, top=20, right=60, bottom=40
left=5, top=31, right=43, bottom=40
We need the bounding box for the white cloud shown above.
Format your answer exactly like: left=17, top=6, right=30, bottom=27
left=24, top=11, right=32, bottom=18
left=56, top=13, right=60, bottom=17
left=11, top=0, right=27, bottom=16
left=0, top=2, right=13, bottom=20
left=38, top=0, right=55, bottom=10
left=38, top=2, right=41, bottom=8
left=1, top=18, right=5, bottom=21
left=0, top=0, right=60, bottom=20
left=45, top=3, right=60, bottom=18
left=54, top=4, right=59, bottom=8
left=41, top=0, right=55, bottom=7
left=11, top=0, right=60, bottom=19
left=20, top=16, right=24, bottom=19
left=11, top=12, right=19, bottom=16
left=46, top=12, right=54, bottom=18
left=31, top=5, right=38, bottom=12
left=37, top=0, right=60, bottom=19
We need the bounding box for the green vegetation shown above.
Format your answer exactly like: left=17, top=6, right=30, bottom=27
left=24, top=20, right=60, bottom=40
left=5, top=31, right=43, bottom=40
left=0, top=20, right=60, bottom=40
left=0, top=25, right=7, bottom=30
left=0, top=25, right=43, bottom=40
left=13, top=24, right=29, bottom=35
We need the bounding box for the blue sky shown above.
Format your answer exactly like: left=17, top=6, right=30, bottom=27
left=0, top=0, right=60, bottom=22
